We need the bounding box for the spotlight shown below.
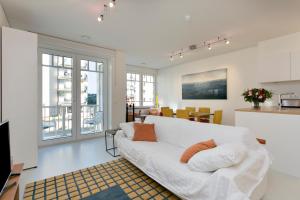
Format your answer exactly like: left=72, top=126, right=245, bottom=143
left=97, top=15, right=104, bottom=22
left=179, top=52, right=183, bottom=58
left=225, top=39, right=230, bottom=45
left=109, top=0, right=116, bottom=8
left=208, top=45, right=212, bottom=50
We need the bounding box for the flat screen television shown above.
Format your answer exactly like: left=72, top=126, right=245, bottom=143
left=0, top=121, right=11, bottom=196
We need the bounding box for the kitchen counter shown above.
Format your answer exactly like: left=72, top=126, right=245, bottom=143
left=235, top=106, right=300, bottom=115
left=235, top=107, right=300, bottom=177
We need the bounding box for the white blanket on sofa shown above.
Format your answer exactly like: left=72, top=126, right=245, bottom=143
left=116, top=116, right=271, bottom=200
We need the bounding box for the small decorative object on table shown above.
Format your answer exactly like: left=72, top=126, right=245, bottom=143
left=105, top=128, right=121, bottom=157
left=242, top=88, right=272, bottom=108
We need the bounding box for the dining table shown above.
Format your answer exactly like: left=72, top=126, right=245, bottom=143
left=172, top=112, right=214, bottom=120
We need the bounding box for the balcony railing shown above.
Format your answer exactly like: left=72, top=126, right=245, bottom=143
left=42, top=105, right=103, bottom=141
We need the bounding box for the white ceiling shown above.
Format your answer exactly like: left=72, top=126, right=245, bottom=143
left=1, top=0, right=300, bottom=69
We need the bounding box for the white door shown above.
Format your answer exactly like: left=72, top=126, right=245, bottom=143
left=40, top=50, right=107, bottom=145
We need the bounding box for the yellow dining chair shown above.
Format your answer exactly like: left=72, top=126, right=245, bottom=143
left=162, top=108, right=173, bottom=117
left=197, top=107, right=211, bottom=123
left=213, top=110, right=223, bottom=124
left=161, top=107, right=170, bottom=113
left=160, top=107, right=170, bottom=116
left=176, top=109, right=190, bottom=119
left=185, top=107, right=196, bottom=114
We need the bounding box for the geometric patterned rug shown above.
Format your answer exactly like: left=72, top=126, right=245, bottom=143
left=23, top=158, right=180, bottom=200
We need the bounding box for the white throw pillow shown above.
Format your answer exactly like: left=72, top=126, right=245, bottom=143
left=187, top=143, right=247, bottom=172
left=119, top=122, right=135, bottom=139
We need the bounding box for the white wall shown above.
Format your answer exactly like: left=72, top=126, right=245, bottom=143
left=0, top=3, right=9, bottom=121
left=2, top=27, right=38, bottom=168
left=157, top=45, right=300, bottom=125
left=111, top=51, right=126, bottom=128
left=127, top=65, right=158, bottom=75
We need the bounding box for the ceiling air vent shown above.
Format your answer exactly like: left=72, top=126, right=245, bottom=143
left=189, top=44, right=197, bottom=50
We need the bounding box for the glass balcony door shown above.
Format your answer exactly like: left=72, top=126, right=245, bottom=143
left=77, top=57, right=106, bottom=138
left=40, top=50, right=107, bottom=145
left=41, top=51, right=75, bottom=143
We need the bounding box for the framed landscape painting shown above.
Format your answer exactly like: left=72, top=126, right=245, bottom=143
left=182, top=69, right=227, bottom=99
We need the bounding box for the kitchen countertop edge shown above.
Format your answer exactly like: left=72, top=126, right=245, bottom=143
left=235, top=106, right=300, bottom=115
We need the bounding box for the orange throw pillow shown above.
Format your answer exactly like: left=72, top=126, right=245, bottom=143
left=132, top=123, right=157, bottom=142
left=180, top=139, right=217, bottom=163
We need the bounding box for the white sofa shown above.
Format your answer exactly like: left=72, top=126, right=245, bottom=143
left=116, top=116, right=271, bottom=200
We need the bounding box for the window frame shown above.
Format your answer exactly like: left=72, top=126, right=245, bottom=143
left=126, top=71, right=156, bottom=108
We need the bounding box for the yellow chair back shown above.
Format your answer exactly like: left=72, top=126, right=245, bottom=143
left=162, top=108, right=173, bottom=117
left=176, top=109, right=190, bottom=119
left=161, top=107, right=170, bottom=113
left=213, top=110, right=223, bottom=124
left=197, top=107, right=211, bottom=122
left=185, top=107, right=196, bottom=114
left=198, top=107, right=210, bottom=119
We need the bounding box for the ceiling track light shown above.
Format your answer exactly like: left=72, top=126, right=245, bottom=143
left=97, top=14, right=104, bottom=22
left=179, top=52, right=183, bottom=58
left=225, top=39, right=230, bottom=45
left=169, top=36, right=230, bottom=60
left=97, top=0, right=117, bottom=22
left=109, top=0, right=116, bottom=8
left=208, top=44, right=212, bottom=50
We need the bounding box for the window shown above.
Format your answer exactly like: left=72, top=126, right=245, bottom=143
left=142, top=75, right=155, bottom=106
left=126, top=73, right=140, bottom=106
left=126, top=72, right=155, bottom=107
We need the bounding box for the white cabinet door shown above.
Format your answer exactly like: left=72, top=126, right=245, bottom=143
left=258, top=51, right=291, bottom=83
left=291, top=50, right=300, bottom=80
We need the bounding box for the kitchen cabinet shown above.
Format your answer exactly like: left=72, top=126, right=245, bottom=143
left=291, top=50, right=300, bottom=80
left=258, top=51, right=291, bottom=83
left=257, top=32, right=300, bottom=83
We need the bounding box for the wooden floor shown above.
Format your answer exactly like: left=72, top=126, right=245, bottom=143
left=19, top=137, right=300, bottom=200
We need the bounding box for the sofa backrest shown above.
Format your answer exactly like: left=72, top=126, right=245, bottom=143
left=144, top=116, right=258, bottom=149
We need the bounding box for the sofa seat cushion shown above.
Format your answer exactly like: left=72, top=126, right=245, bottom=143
left=116, top=135, right=213, bottom=199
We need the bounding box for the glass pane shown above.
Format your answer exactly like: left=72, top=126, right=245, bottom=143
left=64, top=57, right=72, bottom=68
left=89, top=61, right=96, bottom=71
left=42, top=56, right=73, bottom=141
left=81, top=60, right=88, bottom=70
left=126, top=80, right=140, bottom=106
left=80, top=59, right=103, bottom=135
left=53, top=56, right=63, bottom=67
left=97, top=62, right=103, bottom=71
left=42, top=54, right=52, bottom=66
left=143, top=82, right=154, bottom=106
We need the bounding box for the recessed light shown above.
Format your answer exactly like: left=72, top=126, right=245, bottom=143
left=185, top=15, right=191, bottom=21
